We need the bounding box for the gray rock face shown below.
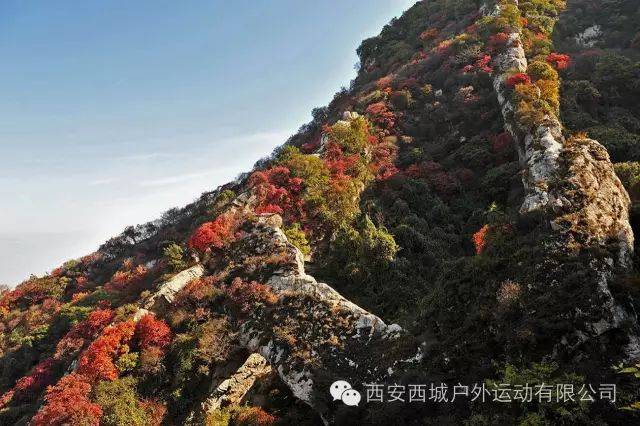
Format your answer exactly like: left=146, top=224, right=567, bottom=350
left=213, top=214, right=415, bottom=424
left=484, top=1, right=638, bottom=359
left=554, top=138, right=634, bottom=267
left=190, top=353, right=273, bottom=422
left=486, top=4, right=563, bottom=215
left=142, top=264, right=205, bottom=312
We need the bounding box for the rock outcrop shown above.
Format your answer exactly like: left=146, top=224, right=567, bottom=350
left=484, top=1, right=638, bottom=359
left=142, top=264, right=205, bottom=312
left=186, top=353, right=273, bottom=424
left=206, top=214, right=417, bottom=423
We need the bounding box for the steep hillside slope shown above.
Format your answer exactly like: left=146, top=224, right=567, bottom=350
left=1, top=0, right=640, bottom=425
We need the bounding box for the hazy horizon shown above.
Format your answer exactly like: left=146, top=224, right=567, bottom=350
left=0, top=0, right=415, bottom=286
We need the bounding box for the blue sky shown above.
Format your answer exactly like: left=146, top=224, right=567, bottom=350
left=0, top=0, right=415, bottom=286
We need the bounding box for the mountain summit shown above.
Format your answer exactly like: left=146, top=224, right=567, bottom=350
left=2, top=0, right=640, bottom=424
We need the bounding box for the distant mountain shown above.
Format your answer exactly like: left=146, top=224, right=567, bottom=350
left=1, top=1, right=640, bottom=424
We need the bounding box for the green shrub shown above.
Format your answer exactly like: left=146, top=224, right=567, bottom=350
left=163, top=243, right=187, bottom=272
left=93, top=377, right=150, bottom=426
left=283, top=223, right=311, bottom=256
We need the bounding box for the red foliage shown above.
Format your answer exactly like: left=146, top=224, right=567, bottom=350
left=31, top=373, right=102, bottom=426
left=70, top=308, right=115, bottom=340
left=0, top=391, right=14, bottom=409
left=403, top=162, right=457, bottom=195
left=81, top=252, right=102, bottom=266
left=488, top=32, right=509, bottom=51
left=506, top=73, right=531, bottom=88
left=234, top=407, right=277, bottom=426
left=463, top=55, right=493, bottom=74
left=1, top=278, right=55, bottom=309
left=405, top=163, right=425, bottom=179
left=105, top=263, right=148, bottom=293
left=429, top=170, right=458, bottom=196
left=419, top=28, right=438, bottom=41
left=376, top=75, right=394, bottom=89
left=13, top=358, right=57, bottom=400
left=76, top=320, right=135, bottom=381
left=325, top=147, right=361, bottom=177
left=226, top=277, right=278, bottom=314
left=53, top=337, right=85, bottom=360
left=473, top=225, right=490, bottom=255
left=371, top=138, right=399, bottom=180
left=0, top=358, right=58, bottom=407
left=141, top=400, right=166, bottom=426
left=365, top=102, right=396, bottom=129
left=413, top=50, right=428, bottom=62
left=248, top=166, right=305, bottom=222
left=492, top=132, right=514, bottom=153
left=174, top=276, right=218, bottom=309
left=75, top=275, right=89, bottom=289
left=255, top=204, right=284, bottom=215
left=466, top=24, right=478, bottom=34
left=135, top=314, right=171, bottom=351
left=475, top=55, right=492, bottom=73
left=301, top=133, right=322, bottom=153
left=188, top=213, right=238, bottom=253
left=546, top=53, right=571, bottom=70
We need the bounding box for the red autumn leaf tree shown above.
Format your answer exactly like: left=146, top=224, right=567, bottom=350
left=506, top=73, right=531, bottom=88
left=473, top=225, right=490, bottom=255
left=546, top=53, right=571, bottom=70
left=31, top=373, right=102, bottom=426
left=76, top=320, right=136, bottom=382
left=134, top=313, right=172, bottom=351
left=365, top=102, right=396, bottom=130
left=188, top=213, right=237, bottom=253
left=248, top=166, right=305, bottom=222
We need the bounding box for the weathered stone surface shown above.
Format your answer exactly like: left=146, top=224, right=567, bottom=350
left=142, top=264, right=205, bottom=312
left=486, top=3, right=562, bottom=215
left=190, top=353, right=273, bottom=422
left=213, top=215, right=415, bottom=424
left=554, top=138, right=634, bottom=266
left=484, top=1, right=638, bottom=359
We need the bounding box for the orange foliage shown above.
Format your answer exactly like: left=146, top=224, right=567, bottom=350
left=105, top=262, right=148, bottom=293
left=473, top=225, right=490, bottom=255
left=546, top=53, right=570, bottom=70
left=135, top=314, right=171, bottom=351
left=76, top=320, right=135, bottom=381
left=365, top=102, right=396, bottom=129
left=234, top=407, right=277, bottom=426
left=227, top=277, right=278, bottom=314
left=31, top=373, right=102, bottom=426
left=419, top=28, right=438, bottom=41
left=188, top=213, right=237, bottom=253
left=506, top=73, right=531, bottom=88
left=376, top=75, right=394, bottom=89
left=141, top=400, right=166, bottom=426
left=488, top=32, right=509, bottom=51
